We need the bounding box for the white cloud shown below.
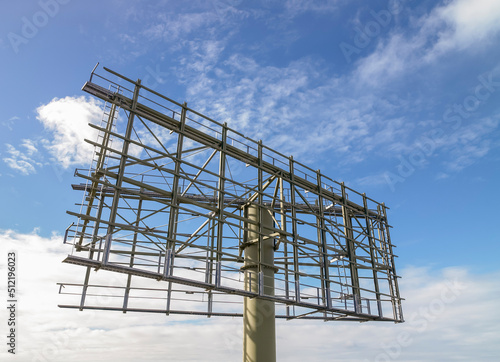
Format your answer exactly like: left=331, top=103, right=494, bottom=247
left=2, top=140, right=42, bottom=175
left=3, top=96, right=105, bottom=175
left=1, top=229, right=498, bottom=361
left=353, top=0, right=500, bottom=86
left=429, top=0, right=500, bottom=56
left=435, top=171, right=450, bottom=180
left=36, top=96, right=103, bottom=169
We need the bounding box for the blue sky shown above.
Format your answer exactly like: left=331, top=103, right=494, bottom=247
left=1, top=0, right=499, bottom=361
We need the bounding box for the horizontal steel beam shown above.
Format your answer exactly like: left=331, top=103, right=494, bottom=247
left=62, top=255, right=399, bottom=322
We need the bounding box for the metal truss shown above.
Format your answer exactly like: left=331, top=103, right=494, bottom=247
left=59, top=66, right=404, bottom=323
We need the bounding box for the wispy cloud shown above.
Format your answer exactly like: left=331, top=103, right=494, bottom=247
left=2, top=116, right=19, bottom=131
left=2, top=139, right=42, bottom=175
left=98, top=2, right=411, bottom=166
left=374, top=114, right=499, bottom=191
left=414, top=115, right=499, bottom=173
left=354, top=172, right=391, bottom=188
left=177, top=51, right=411, bottom=164
left=440, top=116, right=499, bottom=172
left=142, top=11, right=216, bottom=42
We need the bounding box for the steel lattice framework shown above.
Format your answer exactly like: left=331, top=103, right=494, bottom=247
left=59, top=66, right=404, bottom=323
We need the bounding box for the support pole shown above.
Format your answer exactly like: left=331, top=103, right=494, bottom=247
left=243, top=204, right=276, bottom=362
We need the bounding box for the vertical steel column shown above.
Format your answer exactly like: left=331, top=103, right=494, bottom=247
left=165, top=102, right=187, bottom=314
left=243, top=204, right=276, bottom=362
left=341, top=182, right=361, bottom=313
left=206, top=217, right=214, bottom=316
left=362, top=194, right=383, bottom=317
left=257, top=141, right=264, bottom=277
left=123, top=196, right=143, bottom=312
left=216, top=124, right=228, bottom=272
left=167, top=102, right=187, bottom=249
left=79, top=191, right=106, bottom=310
left=103, top=80, right=141, bottom=265
left=316, top=172, right=331, bottom=310
left=288, top=157, right=301, bottom=304
left=279, top=176, right=291, bottom=315
left=381, top=203, right=403, bottom=322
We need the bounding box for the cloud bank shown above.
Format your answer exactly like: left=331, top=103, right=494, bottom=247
left=1, top=230, right=498, bottom=361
